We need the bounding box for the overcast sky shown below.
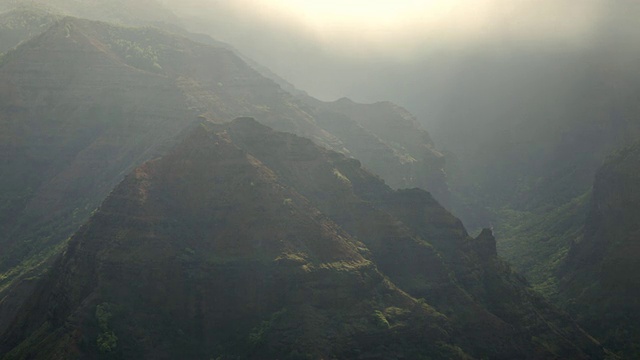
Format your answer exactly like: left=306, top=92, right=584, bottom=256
left=166, top=0, right=606, bottom=54
left=158, top=0, right=635, bottom=106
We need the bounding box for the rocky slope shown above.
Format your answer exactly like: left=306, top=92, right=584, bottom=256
left=0, top=17, right=193, bottom=274
left=0, top=16, right=451, bottom=336
left=0, top=119, right=604, bottom=359
left=396, top=30, right=640, bottom=286
left=0, top=3, right=452, bottom=202
left=559, top=142, right=640, bottom=358
left=0, top=122, right=460, bottom=359
left=219, top=118, right=605, bottom=360
left=302, top=96, right=450, bottom=205
left=0, top=6, right=60, bottom=55
left=0, top=3, right=453, bottom=203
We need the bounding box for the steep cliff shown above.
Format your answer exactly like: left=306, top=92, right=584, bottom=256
left=303, top=96, right=450, bottom=206
left=416, top=42, right=640, bottom=288
left=0, top=16, right=329, bottom=334
left=210, top=118, right=604, bottom=359
left=0, top=17, right=195, bottom=272
left=0, top=122, right=466, bottom=359
left=0, top=119, right=606, bottom=359
left=0, top=16, right=450, bottom=302
left=560, top=142, right=640, bottom=357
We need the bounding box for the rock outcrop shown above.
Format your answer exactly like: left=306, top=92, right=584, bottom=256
left=0, top=16, right=452, bottom=321
left=0, top=121, right=461, bottom=359
left=560, top=142, right=640, bottom=358
left=0, top=119, right=606, bottom=359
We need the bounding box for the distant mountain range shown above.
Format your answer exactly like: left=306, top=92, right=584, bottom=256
left=0, top=1, right=639, bottom=358
left=0, top=7, right=448, bottom=346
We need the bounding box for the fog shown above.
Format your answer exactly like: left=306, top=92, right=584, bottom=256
left=151, top=4, right=635, bottom=176
left=165, top=0, right=605, bottom=54
left=1, top=2, right=640, bottom=354
left=157, top=0, right=616, bottom=100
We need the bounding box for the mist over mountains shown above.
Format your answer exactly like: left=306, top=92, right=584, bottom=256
left=158, top=0, right=634, bottom=100
left=1, top=0, right=640, bottom=358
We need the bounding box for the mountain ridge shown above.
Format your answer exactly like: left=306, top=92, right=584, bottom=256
left=558, top=142, right=640, bottom=357
left=0, top=15, right=451, bottom=341
left=0, top=120, right=467, bottom=359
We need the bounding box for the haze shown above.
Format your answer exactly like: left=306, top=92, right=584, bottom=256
left=158, top=0, right=625, bottom=103
left=166, top=0, right=605, bottom=54
left=2, top=0, right=640, bottom=357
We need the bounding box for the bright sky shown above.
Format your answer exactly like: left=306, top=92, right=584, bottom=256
left=267, top=0, right=451, bottom=24
left=168, top=0, right=605, bottom=56
left=170, top=0, right=463, bottom=31
left=230, top=0, right=466, bottom=34
left=252, top=0, right=463, bottom=54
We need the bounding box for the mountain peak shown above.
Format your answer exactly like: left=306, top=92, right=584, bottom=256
left=473, top=228, right=498, bottom=258
left=1, top=119, right=468, bottom=359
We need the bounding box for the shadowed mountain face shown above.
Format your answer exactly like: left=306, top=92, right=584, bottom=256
left=0, top=119, right=603, bottom=359
left=0, top=18, right=194, bottom=271
left=559, top=142, right=640, bottom=358
left=0, top=4, right=627, bottom=359
left=216, top=118, right=605, bottom=359
left=0, top=122, right=458, bottom=359
left=0, top=14, right=444, bottom=268
left=421, top=43, right=640, bottom=290
left=0, top=15, right=449, bottom=322
left=0, top=16, right=200, bottom=334
left=301, top=96, right=450, bottom=206
left=446, top=46, right=640, bottom=355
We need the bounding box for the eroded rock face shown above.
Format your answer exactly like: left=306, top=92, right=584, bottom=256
left=304, top=96, right=450, bottom=206
left=0, top=16, right=448, bottom=269
left=560, top=142, right=640, bottom=357
left=473, top=228, right=498, bottom=259
left=0, top=17, right=449, bottom=328
left=221, top=119, right=604, bottom=360
left=1, top=119, right=605, bottom=359
left=0, top=122, right=462, bottom=359
left=0, top=13, right=606, bottom=358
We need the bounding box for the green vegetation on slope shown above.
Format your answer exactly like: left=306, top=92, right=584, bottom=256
left=0, top=15, right=452, bottom=339
left=558, top=142, right=640, bottom=358
left=494, top=190, right=591, bottom=298
left=0, top=122, right=468, bottom=359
